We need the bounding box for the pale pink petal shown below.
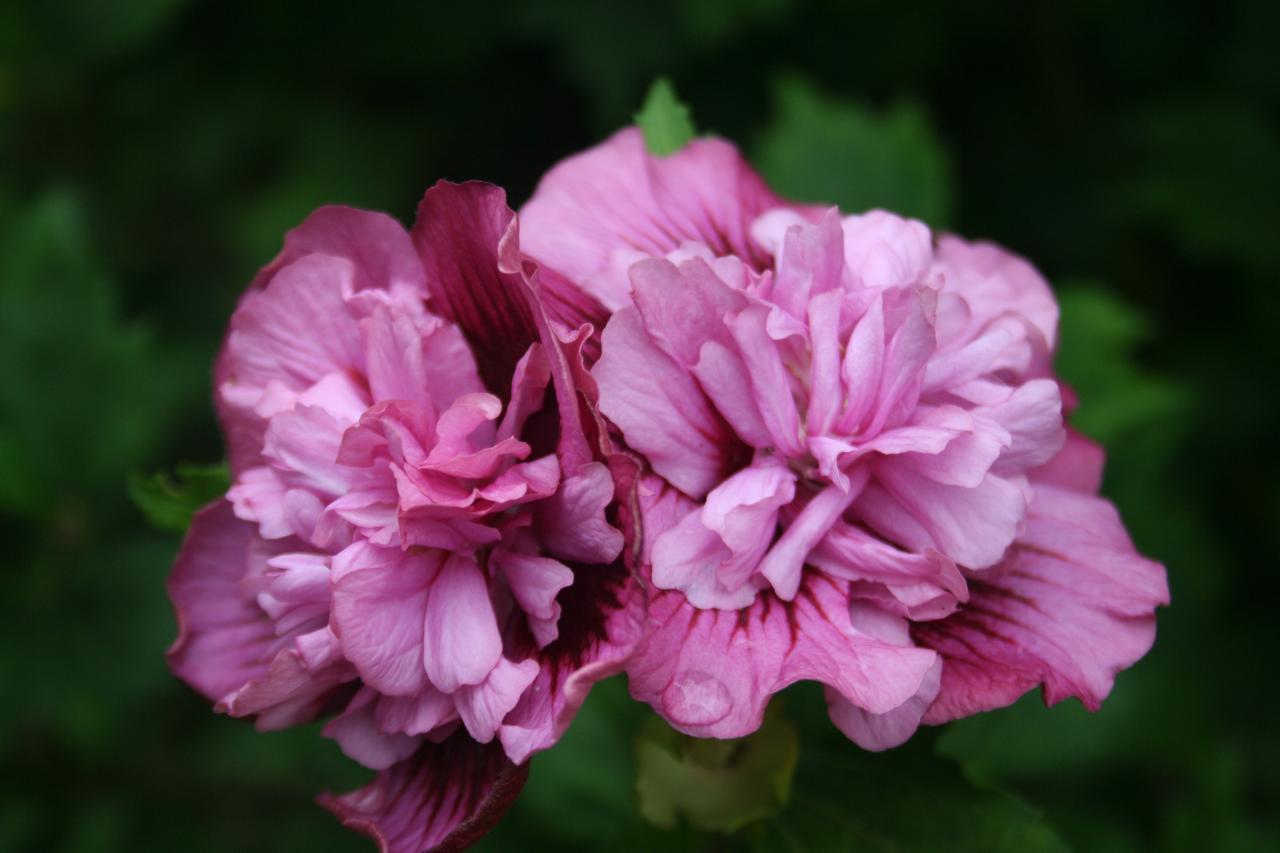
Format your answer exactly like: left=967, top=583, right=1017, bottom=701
left=249, top=205, right=425, bottom=295
left=331, top=543, right=440, bottom=696
left=840, top=210, right=932, bottom=289
left=700, top=460, right=798, bottom=592
left=1030, top=427, right=1104, bottom=493
left=533, top=461, right=624, bottom=564
left=224, top=254, right=364, bottom=397
left=863, top=461, right=1027, bottom=569
left=454, top=657, right=540, bottom=743
left=216, top=647, right=353, bottom=731
left=595, top=307, right=741, bottom=498
left=325, top=688, right=422, bottom=771
left=375, top=690, right=458, bottom=737
left=363, top=304, right=431, bottom=410
left=931, top=235, right=1058, bottom=356
left=766, top=209, right=844, bottom=319
left=629, top=256, right=746, bottom=367
left=759, top=470, right=869, bottom=601
left=691, top=340, right=773, bottom=448
left=490, top=549, right=574, bottom=648
left=726, top=305, right=805, bottom=456
left=423, top=554, right=503, bottom=692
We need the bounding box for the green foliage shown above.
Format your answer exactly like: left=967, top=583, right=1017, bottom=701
left=753, top=75, right=954, bottom=225
left=634, top=78, right=697, bottom=156
left=635, top=706, right=798, bottom=832
left=129, top=463, right=230, bottom=534
left=1054, top=285, right=1186, bottom=444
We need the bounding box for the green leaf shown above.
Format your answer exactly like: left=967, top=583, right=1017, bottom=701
left=1054, top=284, right=1186, bottom=444
left=747, top=685, right=1069, bottom=853
left=635, top=705, right=798, bottom=833
left=753, top=75, right=953, bottom=225
left=128, top=462, right=229, bottom=534
left=634, top=78, right=696, bottom=156
left=0, top=192, right=192, bottom=516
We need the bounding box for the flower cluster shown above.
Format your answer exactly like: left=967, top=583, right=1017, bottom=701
left=168, top=129, right=1167, bottom=852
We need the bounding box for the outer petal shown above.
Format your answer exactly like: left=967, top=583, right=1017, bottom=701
left=249, top=205, right=425, bottom=295
left=932, top=235, right=1059, bottom=358
left=520, top=127, right=782, bottom=309
left=627, top=572, right=938, bottom=739
left=166, top=501, right=274, bottom=701
left=825, top=603, right=942, bottom=750
left=318, top=737, right=529, bottom=853
left=913, top=483, right=1169, bottom=724
left=413, top=181, right=538, bottom=396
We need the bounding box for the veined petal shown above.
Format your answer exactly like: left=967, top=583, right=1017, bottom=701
left=318, top=737, right=528, bottom=853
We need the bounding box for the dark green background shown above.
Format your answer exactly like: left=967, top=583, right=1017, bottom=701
left=2, top=1, right=1276, bottom=850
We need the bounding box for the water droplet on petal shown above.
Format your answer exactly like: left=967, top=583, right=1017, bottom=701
left=662, top=670, right=732, bottom=727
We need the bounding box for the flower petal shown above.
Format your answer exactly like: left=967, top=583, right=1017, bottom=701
left=166, top=501, right=275, bottom=701
left=413, top=180, right=538, bottom=396
left=913, top=482, right=1169, bottom=723
left=520, top=127, right=781, bottom=309
left=331, top=543, right=439, bottom=697
left=627, top=572, right=938, bottom=739
left=423, top=554, right=503, bottom=693
left=595, top=306, right=741, bottom=498
left=318, top=736, right=529, bottom=853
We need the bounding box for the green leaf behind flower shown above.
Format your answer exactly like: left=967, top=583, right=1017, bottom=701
left=129, top=462, right=229, bottom=534
left=634, top=78, right=697, bottom=156
left=635, top=705, right=799, bottom=833
left=753, top=75, right=954, bottom=226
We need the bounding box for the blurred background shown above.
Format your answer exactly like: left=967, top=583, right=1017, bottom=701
left=2, top=1, right=1277, bottom=850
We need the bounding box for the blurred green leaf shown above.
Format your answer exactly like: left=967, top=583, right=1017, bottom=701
left=129, top=462, right=229, bottom=534
left=753, top=75, right=954, bottom=225
left=750, top=687, right=1069, bottom=853
left=634, top=78, right=696, bottom=156
left=1054, top=284, right=1186, bottom=444
left=636, top=705, right=798, bottom=833
left=0, top=191, right=190, bottom=516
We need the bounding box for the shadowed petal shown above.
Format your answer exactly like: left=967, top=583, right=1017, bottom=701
left=318, top=737, right=529, bottom=853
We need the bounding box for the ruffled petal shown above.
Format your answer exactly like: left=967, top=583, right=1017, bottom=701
left=520, top=127, right=782, bottom=309
left=331, top=543, right=438, bottom=697
left=913, top=482, right=1169, bottom=724
left=594, top=306, right=742, bottom=498
left=627, top=572, right=938, bottom=739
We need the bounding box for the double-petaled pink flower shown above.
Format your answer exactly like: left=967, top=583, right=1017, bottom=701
left=168, top=128, right=1167, bottom=852
left=519, top=128, right=1168, bottom=748
left=168, top=183, right=642, bottom=852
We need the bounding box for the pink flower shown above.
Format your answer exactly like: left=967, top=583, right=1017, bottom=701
left=167, top=182, right=640, bottom=852
left=520, top=128, right=1169, bottom=750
